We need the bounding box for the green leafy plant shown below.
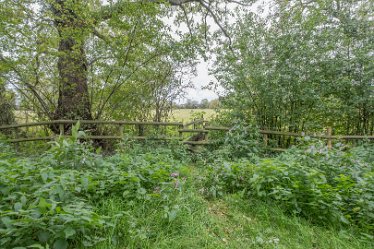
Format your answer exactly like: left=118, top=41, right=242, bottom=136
left=204, top=142, right=374, bottom=235
left=0, top=135, right=188, bottom=248
left=44, top=122, right=101, bottom=169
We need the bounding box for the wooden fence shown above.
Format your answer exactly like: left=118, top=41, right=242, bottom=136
left=208, top=126, right=374, bottom=151
left=0, top=119, right=212, bottom=145
left=0, top=120, right=373, bottom=151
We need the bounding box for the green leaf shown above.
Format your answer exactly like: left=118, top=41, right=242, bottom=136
left=37, top=231, right=50, bottom=243
left=27, top=244, right=45, bottom=249
left=41, top=172, right=48, bottom=182
left=38, top=198, right=51, bottom=213
left=64, top=227, right=76, bottom=239
left=14, top=202, right=22, bottom=212
left=20, top=195, right=27, bottom=205
left=53, top=239, right=68, bottom=249
left=1, top=217, right=12, bottom=228
left=168, top=210, right=177, bottom=222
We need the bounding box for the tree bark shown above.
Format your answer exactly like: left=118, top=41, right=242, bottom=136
left=52, top=1, right=92, bottom=122
left=54, top=31, right=92, bottom=121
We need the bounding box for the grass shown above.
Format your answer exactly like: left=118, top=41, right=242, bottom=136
left=90, top=166, right=373, bottom=249
left=13, top=109, right=218, bottom=124
left=170, top=109, right=218, bottom=122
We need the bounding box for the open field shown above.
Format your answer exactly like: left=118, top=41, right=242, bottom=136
left=170, top=109, right=218, bottom=122
left=13, top=109, right=218, bottom=124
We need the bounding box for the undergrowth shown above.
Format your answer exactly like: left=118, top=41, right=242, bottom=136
left=203, top=141, right=374, bottom=237
left=1, top=128, right=373, bottom=248
left=0, top=134, right=189, bottom=248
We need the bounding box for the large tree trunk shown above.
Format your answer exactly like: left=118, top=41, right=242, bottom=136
left=54, top=32, right=92, bottom=121
left=52, top=1, right=92, bottom=122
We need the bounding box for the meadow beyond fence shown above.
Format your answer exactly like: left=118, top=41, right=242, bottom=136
left=0, top=120, right=373, bottom=151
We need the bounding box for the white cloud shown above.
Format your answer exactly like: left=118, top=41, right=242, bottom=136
left=185, top=60, right=219, bottom=102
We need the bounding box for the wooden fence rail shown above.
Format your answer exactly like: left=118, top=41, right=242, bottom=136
left=259, top=128, right=374, bottom=151
left=0, top=120, right=211, bottom=145
left=0, top=120, right=183, bottom=129
left=0, top=120, right=373, bottom=150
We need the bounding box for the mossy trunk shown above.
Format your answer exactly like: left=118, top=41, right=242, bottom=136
left=52, top=0, right=92, bottom=122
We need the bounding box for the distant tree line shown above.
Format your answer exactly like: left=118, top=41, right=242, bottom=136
left=174, top=98, right=220, bottom=109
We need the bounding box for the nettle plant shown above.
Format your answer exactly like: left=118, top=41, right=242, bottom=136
left=0, top=128, right=188, bottom=248
left=204, top=142, right=374, bottom=235
left=44, top=122, right=102, bottom=169
left=211, top=118, right=264, bottom=161
left=0, top=144, right=106, bottom=248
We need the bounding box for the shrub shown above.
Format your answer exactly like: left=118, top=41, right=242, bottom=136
left=0, top=135, right=187, bottom=248
left=204, top=143, right=374, bottom=235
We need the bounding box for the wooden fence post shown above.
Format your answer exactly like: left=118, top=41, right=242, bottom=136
left=263, top=133, right=268, bottom=147
left=327, top=127, right=332, bottom=149
left=202, top=118, right=208, bottom=142
left=25, top=110, right=29, bottom=133
left=178, top=124, right=183, bottom=140
left=59, top=124, right=64, bottom=136
left=138, top=124, right=144, bottom=136
left=118, top=124, right=124, bottom=137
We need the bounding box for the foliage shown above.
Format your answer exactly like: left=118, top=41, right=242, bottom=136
left=220, top=119, right=264, bottom=159
left=204, top=142, right=374, bottom=236
left=0, top=136, right=187, bottom=248
left=1, top=134, right=374, bottom=248
left=44, top=122, right=102, bottom=169
left=214, top=0, right=374, bottom=137
left=203, top=115, right=264, bottom=162
left=0, top=82, right=15, bottom=127
left=0, top=0, right=243, bottom=121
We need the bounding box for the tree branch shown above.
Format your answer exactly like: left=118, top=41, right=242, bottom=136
left=0, top=55, right=53, bottom=119
left=97, top=0, right=238, bottom=49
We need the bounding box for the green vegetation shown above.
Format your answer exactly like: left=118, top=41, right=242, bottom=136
left=1, top=0, right=373, bottom=248
left=215, top=0, right=373, bottom=137
left=170, top=109, right=218, bottom=122
left=204, top=142, right=374, bottom=234
left=1, top=129, right=373, bottom=248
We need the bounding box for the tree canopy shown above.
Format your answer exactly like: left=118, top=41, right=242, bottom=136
left=214, top=0, right=373, bottom=135
left=0, top=0, right=249, bottom=123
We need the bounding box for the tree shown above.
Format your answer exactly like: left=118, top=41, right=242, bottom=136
left=200, top=98, right=209, bottom=108
left=1, top=0, right=251, bottom=124
left=106, top=56, right=194, bottom=122
left=215, top=0, right=373, bottom=136
left=0, top=81, right=15, bottom=126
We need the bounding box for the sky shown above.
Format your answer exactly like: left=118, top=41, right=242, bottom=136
left=185, top=60, right=220, bottom=102
left=176, top=0, right=269, bottom=103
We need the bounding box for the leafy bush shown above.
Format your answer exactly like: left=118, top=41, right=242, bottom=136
left=204, top=143, right=374, bottom=235
left=201, top=118, right=264, bottom=163
left=43, top=122, right=102, bottom=169
left=0, top=139, right=14, bottom=159
left=221, top=120, right=264, bottom=159
left=116, top=137, right=190, bottom=163
left=0, top=135, right=187, bottom=248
